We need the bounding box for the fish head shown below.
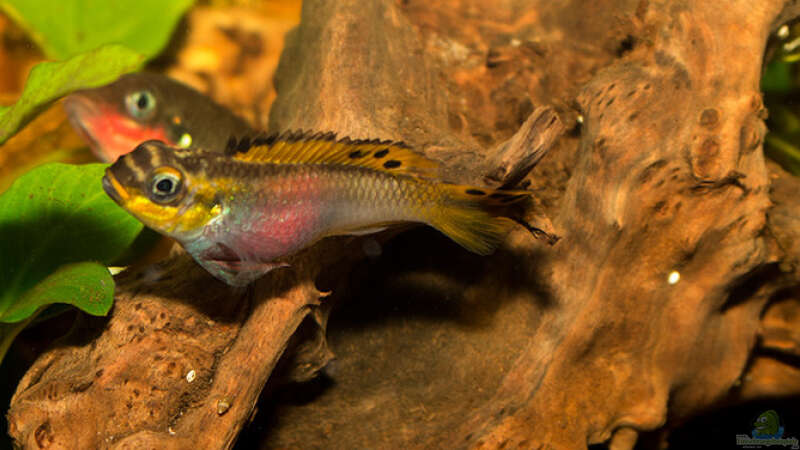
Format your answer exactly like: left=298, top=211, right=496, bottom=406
left=64, top=72, right=251, bottom=162
left=64, top=73, right=174, bottom=162
left=103, top=140, right=222, bottom=239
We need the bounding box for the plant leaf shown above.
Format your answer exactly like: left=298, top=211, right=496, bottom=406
left=0, top=163, right=144, bottom=321
left=765, top=133, right=800, bottom=176
left=0, top=44, right=144, bottom=145
left=0, top=262, right=114, bottom=323
left=0, top=0, right=194, bottom=60
left=761, top=60, right=793, bottom=93
left=0, top=316, right=36, bottom=365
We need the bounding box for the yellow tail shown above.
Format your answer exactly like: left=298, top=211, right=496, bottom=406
left=426, top=184, right=529, bottom=255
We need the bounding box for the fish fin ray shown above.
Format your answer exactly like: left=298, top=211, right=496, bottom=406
left=426, top=184, right=530, bottom=254
left=229, top=130, right=439, bottom=177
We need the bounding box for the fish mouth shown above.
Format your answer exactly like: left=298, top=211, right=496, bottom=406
left=102, top=171, right=126, bottom=204
left=63, top=94, right=104, bottom=155
left=65, top=93, right=169, bottom=163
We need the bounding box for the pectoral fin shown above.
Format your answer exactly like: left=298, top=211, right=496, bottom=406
left=193, top=242, right=289, bottom=286
left=195, top=257, right=290, bottom=286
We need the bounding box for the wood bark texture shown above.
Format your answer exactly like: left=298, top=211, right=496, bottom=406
left=8, top=0, right=800, bottom=449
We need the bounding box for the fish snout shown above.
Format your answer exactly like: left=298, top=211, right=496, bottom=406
left=102, top=171, right=125, bottom=204
left=64, top=93, right=104, bottom=155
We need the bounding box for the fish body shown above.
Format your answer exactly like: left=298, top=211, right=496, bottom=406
left=64, top=72, right=252, bottom=162
left=103, top=132, right=528, bottom=285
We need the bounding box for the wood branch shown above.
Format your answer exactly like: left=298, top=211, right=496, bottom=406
left=8, top=0, right=800, bottom=448
left=255, top=1, right=800, bottom=449
left=729, top=162, right=800, bottom=403
left=6, top=2, right=562, bottom=448
left=446, top=0, right=783, bottom=445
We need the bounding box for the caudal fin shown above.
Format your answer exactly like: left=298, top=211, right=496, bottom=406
left=426, top=184, right=529, bottom=255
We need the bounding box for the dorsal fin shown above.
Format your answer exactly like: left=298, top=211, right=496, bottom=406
left=225, top=130, right=439, bottom=178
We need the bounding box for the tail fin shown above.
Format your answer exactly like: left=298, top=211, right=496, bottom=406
left=425, top=184, right=530, bottom=255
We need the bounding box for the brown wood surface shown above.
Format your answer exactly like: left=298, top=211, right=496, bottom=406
left=8, top=0, right=800, bottom=449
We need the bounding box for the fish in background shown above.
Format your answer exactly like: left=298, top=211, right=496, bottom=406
left=102, top=132, right=531, bottom=286
left=64, top=72, right=252, bottom=162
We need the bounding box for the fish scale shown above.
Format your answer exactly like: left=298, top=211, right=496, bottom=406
left=103, top=133, right=531, bottom=286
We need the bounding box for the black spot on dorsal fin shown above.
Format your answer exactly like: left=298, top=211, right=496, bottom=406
left=236, top=136, right=251, bottom=152
left=252, top=132, right=279, bottom=147
left=383, top=160, right=402, bottom=169
left=348, top=150, right=367, bottom=159
left=229, top=129, right=438, bottom=177
left=226, top=130, right=410, bottom=157
left=284, top=129, right=306, bottom=143
left=225, top=136, right=238, bottom=152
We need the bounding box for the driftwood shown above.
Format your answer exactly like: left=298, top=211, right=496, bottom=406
left=8, top=0, right=800, bottom=448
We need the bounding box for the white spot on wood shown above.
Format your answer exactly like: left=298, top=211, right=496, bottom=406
left=667, top=270, right=680, bottom=285
left=217, top=398, right=231, bottom=415
left=186, top=369, right=196, bottom=383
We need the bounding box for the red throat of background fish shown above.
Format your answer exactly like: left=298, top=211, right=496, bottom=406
left=102, top=132, right=533, bottom=286
left=64, top=72, right=253, bottom=163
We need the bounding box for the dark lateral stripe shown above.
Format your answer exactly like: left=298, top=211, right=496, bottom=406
left=465, top=189, right=486, bottom=196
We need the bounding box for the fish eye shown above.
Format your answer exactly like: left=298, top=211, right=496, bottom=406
left=148, top=168, right=183, bottom=203
left=125, top=90, right=156, bottom=120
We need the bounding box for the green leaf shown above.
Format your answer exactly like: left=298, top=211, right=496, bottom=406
left=762, top=60, right=793, bottom=93
left=1, top=262, right=114, bottom=323
left=767, top=105, right=800, bottom=136
left=0, top=0, right=193, bottom=60
left=0, top=45, right=144, bottom=145
left=765, top=133, right=800, bottom=176
left=0, top=163, right=144, bottom=321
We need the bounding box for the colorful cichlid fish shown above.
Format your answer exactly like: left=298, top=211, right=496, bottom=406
left=102, top=132, right=529, bottom=286
left=64, top=72, right=252, bottom=163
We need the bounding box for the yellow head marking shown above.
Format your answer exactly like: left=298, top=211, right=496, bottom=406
left=107, top=172, right=130, bottom=202
left=126, top=190, right=180, bottom=226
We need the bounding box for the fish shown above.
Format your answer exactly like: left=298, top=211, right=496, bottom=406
left=64, top=72, right=252, bottom=163
left=102, top=131, right=530, bottom=286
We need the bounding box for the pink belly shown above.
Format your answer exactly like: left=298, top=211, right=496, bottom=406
left=227, top=187, right=328, bottom=262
